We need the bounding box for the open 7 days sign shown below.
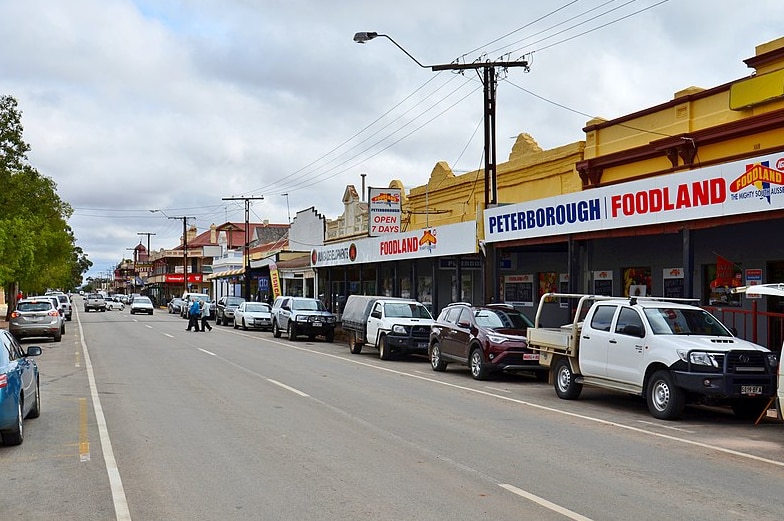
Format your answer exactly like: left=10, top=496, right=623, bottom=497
left=483, top=152, right=784, bottom=243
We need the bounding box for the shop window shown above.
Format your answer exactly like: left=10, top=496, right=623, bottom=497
left=704, top=260, right=742, bottom=306
left=623, top=267, right=651, bottom=297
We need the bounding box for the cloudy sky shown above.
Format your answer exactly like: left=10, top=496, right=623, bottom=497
left=2, top=0, right=783, bottom=282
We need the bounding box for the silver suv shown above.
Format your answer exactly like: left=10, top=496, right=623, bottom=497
left=271, top=296, right=336, bottom=342
left=10, top=297, right=65, bottom=342
left=84, top=293, right=106, bottom=312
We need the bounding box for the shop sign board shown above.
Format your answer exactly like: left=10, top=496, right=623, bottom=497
left=368, top=187, right=402, bottom=236
left=484, top=151, right=784, bottom=243
left=165, top=273, right=203, bottom=283
left=311, top=221, right=477, bottom=267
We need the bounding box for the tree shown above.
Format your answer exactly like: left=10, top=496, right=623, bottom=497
left=0, top=94, right=91, bottom=316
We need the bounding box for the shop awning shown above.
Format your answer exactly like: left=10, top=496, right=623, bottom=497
left=206, top=268, right=246, bottom=280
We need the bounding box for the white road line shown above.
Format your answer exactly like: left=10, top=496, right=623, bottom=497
left=266, top=378, right=310, bottom=397
left=76, top=314, right=131, bottom=521
left=500, top=484, right=593, bottom=521
left=636, top=420, right=695, bottom=433
left=163, top=333, right=174, bottom=338
left=145, top=325, right=152, bottom=329
left=198, top=348, right=217, bottom=356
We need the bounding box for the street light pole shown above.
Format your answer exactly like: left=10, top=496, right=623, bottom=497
left=354, top=31, right=529, bottom=304
left=167, top=216, right=194, bottom=296
left=353, top=31, right=528, bottom=208
left=222, top=196, right=264, bottom=300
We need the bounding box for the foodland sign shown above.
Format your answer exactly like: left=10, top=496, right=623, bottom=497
left=311, top=221, right=476, bottom=267
left=484, top=152, right=784, bottom=243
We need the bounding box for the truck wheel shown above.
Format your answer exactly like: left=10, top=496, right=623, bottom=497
left=554, top=358, right=582, bottom=399
left=378, top=335, right=391, bottom=360
left=646, top=370, right=684, bottom=420
left=470, top=348, right=489, bottom=380
left=288, top=322, right=298, bottom=341
left=349, top=332, right=362, bottom=354
left=429, top=341, right=447, bottom=371
left=325, top=330, right=334, bottom=343
left=233, top=320, right=239, bottom=330
left=730, top=398, right=769, bottom=420
left=272, top=320, right=281, bottom=338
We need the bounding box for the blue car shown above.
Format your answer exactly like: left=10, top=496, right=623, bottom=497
left=0, top=329, right=42, bottom=446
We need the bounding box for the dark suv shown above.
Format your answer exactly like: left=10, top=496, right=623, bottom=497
left=215, top=296, right=245, bottom=326
left=271, top=296, right=337, bottom=342
left=428, top=303, right=546, bottom=381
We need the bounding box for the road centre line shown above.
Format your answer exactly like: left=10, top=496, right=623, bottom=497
left=198, top=348, right=217, bottom=356
left=273, top=341, right=784, bottom=469
left=499, top=484, right=593, bottom=521
left=76, top=313, right=131, bottom=520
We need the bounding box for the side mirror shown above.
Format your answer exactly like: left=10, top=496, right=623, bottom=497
left=371, top=310, right=382, bottom=319
left=26, top=346, right=43, bottom=357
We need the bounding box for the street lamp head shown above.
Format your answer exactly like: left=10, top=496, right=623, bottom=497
left=353, top=31, right=378, bottom=44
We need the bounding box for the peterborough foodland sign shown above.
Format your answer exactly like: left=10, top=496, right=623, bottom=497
left=484, top=151, right=784, bottom=243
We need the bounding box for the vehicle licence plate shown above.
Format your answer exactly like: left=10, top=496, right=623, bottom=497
left=741, top=385, right=762, bottom=395
left=523, top=353, right=540, bottom=361
left=418, top=342, right=428, bottom=348
left=312, top=322, right=322, bottom=327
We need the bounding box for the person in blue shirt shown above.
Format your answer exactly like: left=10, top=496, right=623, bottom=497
left=186, top=298, right=201, bottom=332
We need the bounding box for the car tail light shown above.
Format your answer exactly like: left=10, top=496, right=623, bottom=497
left=0, top=374, right=7, bottom=388
left=48, top=310, right=60, bottom=317
left=10, top=311, right=20, bottom=319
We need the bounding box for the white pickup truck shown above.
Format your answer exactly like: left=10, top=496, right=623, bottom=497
left=527, top=293, right=778, bottom=420
left=341, top=295, right=434, bottom=360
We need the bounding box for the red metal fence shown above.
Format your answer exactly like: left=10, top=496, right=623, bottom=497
left=705, top=301, right=784, bottom=352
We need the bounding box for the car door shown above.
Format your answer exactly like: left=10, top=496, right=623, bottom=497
left=578, top=304, right=618, bottom=377
left=605, top=306, right=647, bottom=385
left=367, top=301, right=384, bottom=345
left=1, top=332, right=28, bottom=408
left=278, top=298, right=292, bottom=330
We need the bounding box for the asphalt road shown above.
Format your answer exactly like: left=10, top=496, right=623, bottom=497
left=3, top=299, right=784, bottom=520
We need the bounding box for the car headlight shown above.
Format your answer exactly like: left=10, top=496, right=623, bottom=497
left=392, top=324, right=408, bottom=334
left=486, top=334, right=508, bottom=344
left=296, top=315, right=309, bottom=322
left=688, top=351, right=719, bottom=368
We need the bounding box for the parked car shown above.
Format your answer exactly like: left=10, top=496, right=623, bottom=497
left=84, top=293, right=106, bottom=312
left=216, top=296, right=246, bottom=326
left=0, top=329, right=42, bottom=445
left=429, top=303, right=545, bottom=381
left=233, top=302, right=273, bottom=331
left=129, top=296, right=154, bottom=315
left=46, top=292, right=72, bottom=321
left=9, top=298, right=65, bottom=342
left=180, top=293, right=213, bottom=319
left=167, top=297, right=184, bottom=315
left=106, top=299, right=125, bottom=311
left=271, top=296, right=337, bottom=342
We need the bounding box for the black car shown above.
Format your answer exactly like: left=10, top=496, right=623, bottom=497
left=428, top=303, right=546, bottom=381
left=215, top=296, right=245, bottom=326
left=271, top=296, right=336, bottom=342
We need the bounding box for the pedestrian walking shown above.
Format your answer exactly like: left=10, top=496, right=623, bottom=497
left=186, top=298, right=201, bottom=332
left=199, top=299, right=213, bottom=332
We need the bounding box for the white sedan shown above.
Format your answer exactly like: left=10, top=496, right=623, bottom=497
left=107, top=300, right=125, bottom=311
left=129, top=296, right=154, bottom=315
left=233, top=302, right=272, bottom=331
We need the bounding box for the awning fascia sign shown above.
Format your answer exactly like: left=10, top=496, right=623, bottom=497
left=483, top=151, right=784, bottom=243
left=311, top=220, right=477, bottom=267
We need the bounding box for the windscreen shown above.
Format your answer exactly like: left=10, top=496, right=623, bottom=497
left=384, top=302, right=433, bottom=319
left=643, top=307, right=732, bottom=336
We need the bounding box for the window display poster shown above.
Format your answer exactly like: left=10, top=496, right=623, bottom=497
left=662, top=267, right=684, bottom=299
left=744, top=269, right=763, bottom=299
left=539, top=272, right=558, bottom=303
left=623, top=267, right=652, bottom=297
left=559, top=273, right=569, bottom=309
left=504, top=274, right=534, bottom=307
left=593, top=270, right=613, bottom=296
